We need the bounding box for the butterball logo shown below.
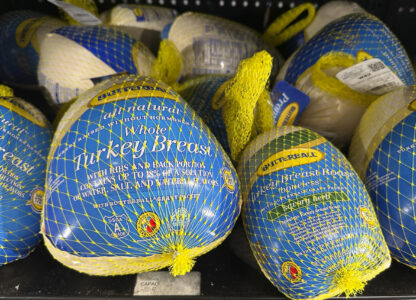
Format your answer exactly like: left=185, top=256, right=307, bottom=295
left=89, top=82, right=180, bottom=107
left=257, top=148, right=324, bottom=176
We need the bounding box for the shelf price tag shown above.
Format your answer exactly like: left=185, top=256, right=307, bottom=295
left=134, top=271, right=201, bottom=296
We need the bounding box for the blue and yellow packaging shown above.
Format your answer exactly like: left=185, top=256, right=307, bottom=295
left=42, top=75, right=241, bottom=276
left=0, top=86, right=52, bottom=266
left=177, top=51, right=274, bottom=159
left=238, top=126, right=390, bottom=300
left=275, top=13, right=415, bottom=148
left=270, top=80, right=310, bottom=127
left=178, top=75, right=232, bottom=153
left=0, top=11, right=65, bottom=85
left=282, top=13, right=415, bottom=86
left=38, top=25, right=155, bottom=104
left=350, top=85, right=416, bottom=268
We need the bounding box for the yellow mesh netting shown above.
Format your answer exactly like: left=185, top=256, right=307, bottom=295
left=333, top=263, right=366, bottom=298
left=169, top=243, right=196, bottom=277
left=238, top=126, right=391, bottom=300
left=349, top=87, right=415, bottom=178
left=0, top=85, right=13, bottom=97
left=151, top=39, right=183, bottom=86
left=308, top=52, right=378, bottom=107
left=263, top=3, right=315, bottom=47
left=42, top=75, right=241, bottom=276
left=254, top=90, right=274, bottom=135
left=349, top=86, right=416, bottom=270
left=222, top=50, right=273, bottom=162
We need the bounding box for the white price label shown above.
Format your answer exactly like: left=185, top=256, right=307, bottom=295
left=134, top=271, right=201, bottom=296
left=47, top=0, right=102, bottom=25
left=336, top=58, right=404, bottom=95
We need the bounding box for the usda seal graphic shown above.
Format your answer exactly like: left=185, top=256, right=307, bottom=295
left=105, top=214, right=130, bottom=239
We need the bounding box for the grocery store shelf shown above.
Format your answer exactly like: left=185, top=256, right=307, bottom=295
left=1, top=240, right=416, bottom=299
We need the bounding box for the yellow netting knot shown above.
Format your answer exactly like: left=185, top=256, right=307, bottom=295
left=0, top=85, right=14, bottom=97
left=263, top=2, right=315, bottom=47
left=333, top=265, right=366, bottom=298
left=222, top=50, right=273, bottom=162
left=309, top=52, right=378, bottom=107
left=169, top=245, right=195, bottom=277
left=151, top=39, right=183, bottom=86
left=61, top=0, right=99, bottom=25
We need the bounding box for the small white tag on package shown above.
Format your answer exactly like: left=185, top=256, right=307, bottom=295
left=47, top=0, right=101, bottom=25
left=336, top=58, right=404, bottom=95
left=134, top=271, right=201, bottom=296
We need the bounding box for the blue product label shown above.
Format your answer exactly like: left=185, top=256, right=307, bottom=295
left=130, top=5, right=146, bottom=22
left=241, top=128, right=389, bottom=299
left=285, top=14, right=416, bottom=86
left=365, top=111, right=416, bottom=266
left=180, top=75, right=232, bottom=153
left=44, top=78, right=240, bottom=258
left=54, top=25, right=141, bottom=74
left=160, top=22, right=172, bottom=39
left=271, top=80, right=310, bottom=127
left=0, top=97, right=51, bottom=265
left=0, top=11, right=46, bottom=84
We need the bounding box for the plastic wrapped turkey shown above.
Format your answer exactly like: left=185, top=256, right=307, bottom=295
left=42, top=75, right=241, bottom=276
left=166, top=12, right=283, bottom=80
left=100, top=4, right=177, bottom=53
left=38, top=25, right=155, bottom=104
left=239, top=126, right=391, bottom=299
left=0, top=86, right=52, bottom=266
left=276, top=12, right=415, bottom=148
left=350, top=85, right=416, bottom=268
left=0, top=10, right=66, bottom=85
